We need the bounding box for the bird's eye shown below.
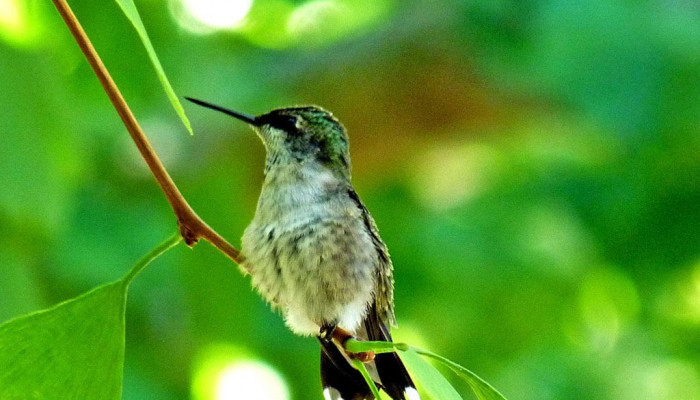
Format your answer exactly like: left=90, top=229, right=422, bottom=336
left=269, top=115, right=299, bottom=133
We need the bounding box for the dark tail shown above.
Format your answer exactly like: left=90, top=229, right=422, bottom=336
left=319, top=337, right=374, bottom=400
left=318, top=306, right=418, bottom=400
left=364, top=306, right=418, bottom=400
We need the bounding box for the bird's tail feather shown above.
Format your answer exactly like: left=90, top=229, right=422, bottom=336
left=319, top=337, right=374, bottom=400
left=318, top=304, right=419, bottom=400
left=364, top=306, right=418, bottom=400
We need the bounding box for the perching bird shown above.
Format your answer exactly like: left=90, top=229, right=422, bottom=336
left=186, top=97, right=418, bottom=400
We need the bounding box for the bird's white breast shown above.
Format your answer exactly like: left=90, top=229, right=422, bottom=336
left=241, top=162, right=376, bottom=336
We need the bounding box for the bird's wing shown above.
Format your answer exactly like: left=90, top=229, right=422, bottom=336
left=347, top=188, right=396, bottom=327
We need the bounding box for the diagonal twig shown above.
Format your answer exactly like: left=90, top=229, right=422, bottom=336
left=50, top=0, right=243, bottom=265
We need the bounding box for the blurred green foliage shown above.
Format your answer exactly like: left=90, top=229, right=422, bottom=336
left=0, top=0, right=698, bottom=399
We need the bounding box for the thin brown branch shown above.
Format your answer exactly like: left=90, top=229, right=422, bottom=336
left=51, top=0, right=242, bottom=265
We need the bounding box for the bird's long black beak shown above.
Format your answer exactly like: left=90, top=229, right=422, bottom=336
left=185, top=97, right=258, bottom=126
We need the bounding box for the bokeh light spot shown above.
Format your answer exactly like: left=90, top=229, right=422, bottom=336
left=615, top=359, right=700, bottom=400
left=520, top=205, right=593, bottom=277
left=287, top=1, right=345, bottom=37
left=574, top=268, right=640, bottom=352
left=680, top=261, right=700, bottom=322
left=216, top=361, right=289, bottom=400
left=411, top=142, right=503, bottom=210
left=183, top=0, right=252, bottom=29
left=286, top=0, right=389, bottom=46
left=658, top=259, right=700, bottom=325
left=0, top=0, right=42, bottom=47
left=171, top=0, right=252, bottom=33
left=0, top=0, right=22, bottom=31
left=192, top=344, right=289, bottom=400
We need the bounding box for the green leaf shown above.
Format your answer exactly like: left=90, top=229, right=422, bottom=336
left=412, top=346, right=508, bottom=400
left=0, top=232, right=182, bottom=400
left=399, top=347, right=463, bottom=400
left=352, top=359, right=384, bottom=399
left=114, top=0, right=193, bottom=135
left=348, top=340, right=508, bottom=400
left=0, top=281, right=126, bottom=399
left=345, top=338, right=407, bottom=354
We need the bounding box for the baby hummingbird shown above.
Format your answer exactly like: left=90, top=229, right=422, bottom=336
left=186, top=97, right=418, bottom=400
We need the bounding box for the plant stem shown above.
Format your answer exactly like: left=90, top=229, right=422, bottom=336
left=123, top=232, right=183, bottom=287
left=351, top=359, right=383, bottom=399
left=50, top=0, right=243, bottom=265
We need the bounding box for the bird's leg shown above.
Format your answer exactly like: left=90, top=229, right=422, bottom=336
left=330, top=325, right=353, bottom=346
left=321, top=325, right=375, bottom=363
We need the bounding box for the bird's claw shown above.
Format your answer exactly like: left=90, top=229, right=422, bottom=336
left=348, top=349, right=376, bottom=363
left=319, top=325, right=376, bottom=363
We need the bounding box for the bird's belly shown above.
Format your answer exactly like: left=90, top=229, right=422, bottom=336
left=242, top=211, right=376, bottom=336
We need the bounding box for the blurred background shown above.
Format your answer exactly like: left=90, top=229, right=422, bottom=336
left=1, top=0, right=698, bottom=399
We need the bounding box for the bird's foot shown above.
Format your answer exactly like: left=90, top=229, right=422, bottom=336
left=319, top=325, right=376, bottom=363
left=319, top=324, right=337, bottom=343
left=348, top=349, right=376, bottom=363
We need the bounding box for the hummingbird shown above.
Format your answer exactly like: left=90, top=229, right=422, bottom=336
left=186, top=97, right=418, bottom=400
